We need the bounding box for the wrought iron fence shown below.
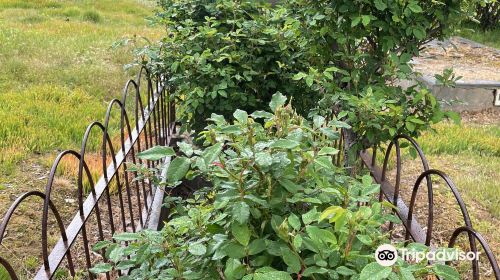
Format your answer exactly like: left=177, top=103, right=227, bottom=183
left=0, top=67, right=176, bottom=279
left=0, top=67, right=499, bottom=280
left=358, top=134, right=500, bottom=280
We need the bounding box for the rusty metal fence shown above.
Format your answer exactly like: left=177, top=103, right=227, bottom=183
left=357, top=134, right=500, bottom=279
left=0, top=67, right=176, bottom=279
left=0, top=67, right=499, bottom=279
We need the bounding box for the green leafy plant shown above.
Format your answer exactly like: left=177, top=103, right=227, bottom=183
left=91, top=94, right=459, bottom=279
left=143, top=0, right=318, bottom=132
left=129, top=0, right=473, bottom=170
left=273, top=0, right=469, bottom=167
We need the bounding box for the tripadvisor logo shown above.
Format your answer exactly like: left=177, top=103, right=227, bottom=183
left=375, top=244, right=398, bottom=266
left=375, top=244, right=480, bottom=266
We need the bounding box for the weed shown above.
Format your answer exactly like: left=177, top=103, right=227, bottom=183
left=60, top=7, right=81, bottom=18
left=0, top=266, right=9, bottom=280
left=23, top=256, right=38, bottom=271
left=82, top=10, right=102, bottom=23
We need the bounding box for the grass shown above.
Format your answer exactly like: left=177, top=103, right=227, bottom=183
left=417, top=121, right=500, bottom=216
left=0, top=0, right=161, bottom=180
left=0, top=1, right=161, bottom=278
left=418, top=120, right=500, bottom=278
left=382, top=117, right=500, bottom=269
left=457, top=24, right=500, bottom=49
left=374, top=116, right=499, bottom=278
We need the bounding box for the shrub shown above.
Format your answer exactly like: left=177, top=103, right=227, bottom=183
left=146, top=0, right=318, bottom=132
left=476, top=0, right=500, bottom=30
left=91, top=94, right=460, bottom=280
left=133, top=0, right=473, bottom=165
left=82, top=10, right=102, bottom=23
left=275, top=0, right=470, bottom=166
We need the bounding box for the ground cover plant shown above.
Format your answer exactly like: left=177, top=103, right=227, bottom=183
left=92, top=94, right=461, bottom=279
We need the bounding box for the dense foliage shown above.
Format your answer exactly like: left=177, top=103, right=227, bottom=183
left=91, top=95, right=460, bottom=280
left=90, top=1, right=479, bottom=278
left=475, top=0, right=499, bottom=30
left=134, top=0, right=473, bottom=164
left=151, top=0, right=317, bottom=132
left=279, top=0, right=467, bottom=160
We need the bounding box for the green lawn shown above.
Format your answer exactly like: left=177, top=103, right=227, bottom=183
left=0, top=0, right=161, bottom=179
left=0, top=1, right=160, bottom=277
left=417, top=121, right=500, bottom=215
left=458, top=24, right=500, bottom=49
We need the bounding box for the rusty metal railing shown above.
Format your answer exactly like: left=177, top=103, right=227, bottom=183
left=358, top=134, right=500, bottom=280
left=1, top=72, right=498, bottom=280
left=0, top=67, right=176, bottom=279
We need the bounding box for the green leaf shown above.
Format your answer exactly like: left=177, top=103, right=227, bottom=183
left=188, top=242, right=207, bottom=256
left=288, top=214, right=301, bottom=231
left=357, top=235, right=372, bottom=245
left=351, top=16, right=361, bottom=27
left=292, top=72, right=307, bottom=81
left=92, top=240, right=111, bottom=251
left=137, top=146, right=175, bottom=161
left=324, top=66, right=341, bottom=73
left=177, top=141, right=193, bottom=157
left=89, top=263, right=112, bottom=274
left=361, top=15, right=371, bottom=26
left=115, top=260, right=136, bottom=270
left=413, top=28, right=425, bottom=40
left=374, top=0, right=387, bottom=11
left=202, top=143, right=223, bottom=165
left=279, top=179, right=303, bottom=194
left=108, top=246, right=124, bottom=263
left=319, top=206, right=345, bottom=223
left=408, top=2, right=423, bottom=13
left=313, top=115, right=325, bottom=128
left=113, top=232, right=140, bottom=242
left=256, top=152, right=273, bottom=168
left=166, top=157, right=191, bottom=183
left=318, top=147, right=339, bottom=156
left=251, top=111, right=274, bottom=119
left=314, top=156, right=334, bottom=170
left=233, top=109, right=248, bottom=123
left=446, top=111, right=461, bottom=124
left=280, top=247, right=301, bottom=273
left=305, top=76, right=314, bottom=87
left=433, top=264, right=460, bottom=280
left=337, top=266, right=356, bottom=276
left=225, top=258, right=246, bottom=280
left=306, top=226, right=336, bottom=245
left=231, top=222, right=250, bottom=246
left=405, top=121, right=416, bottom=132
left=223, top=242, right=247, bottom=259
left=254, top=271, right=292, bottom=280
left=270, top=139, right=300, bottom=149
left=269, top=92, right=287, bottom=111
left=399, top=267, right=416, bottom=280
left=359, top=262, right=392, bottom=280
left=302, top=208, right=318, bottom=225
left=248, top=239, right=267, bottom=255
left=303, top=266, right=328, bottom=276
left=232, top=201, right=250, bottom=224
